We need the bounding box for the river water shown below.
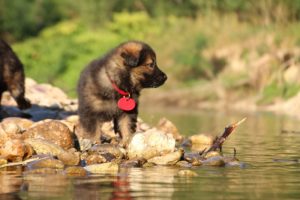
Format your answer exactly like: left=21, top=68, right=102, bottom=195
left=1, top=108, right=300, bottom=200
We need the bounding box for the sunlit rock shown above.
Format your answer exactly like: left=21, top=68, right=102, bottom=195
left=120, top=158, right=147, bottom=168
left=88, top=144, right=125, bottom=159
left=156, top=118, right=183, bottom=141
left=0, top=139, right=26, bottom=162
left=1, top=117, right=33, bottom=135
left=148, top=149, right=184, bottom=165
left=84, top=162, right=119, bottom=174
left=23, top=120, right=74, bottom=150
left=27, top=158, right=64, bottom=169
left=202, top=156, right=225, bottom=167
left=127, top=128, right=176, bottom=160
left=25, top=138, right=65, bottom=156
left=175, top=160, right=193, bottom=168
left=65, top=166, right=87, bottom=177
left=189, top=133, right=215, bottom=151
left=57, top=149, right=80, bottom=166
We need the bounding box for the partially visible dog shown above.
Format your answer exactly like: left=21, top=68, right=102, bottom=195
left=0, top=39, right=31, bottom=118
left=77, top=41, right=167, bottom=145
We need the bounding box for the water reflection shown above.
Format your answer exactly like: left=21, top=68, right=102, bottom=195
left=1, top=109, right=300, bottom=199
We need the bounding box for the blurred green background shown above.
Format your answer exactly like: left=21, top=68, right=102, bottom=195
left=1, top=0, right=300, bottom=105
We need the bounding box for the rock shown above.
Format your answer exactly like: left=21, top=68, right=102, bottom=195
left=65, top=115, right=79, bottom=124
left=25, top=138, right=65, bottom=156
left=175, top=161, right=193, bottom=168
left=57, top=149, right=80, bottom=166
left=183, top=152, right=203, bottom=166
left=85, top=153, right=108, bottom=165
left=1, top=117, right=33, bottom=133
left=127, top=128, right=176, bottom=160
left=25, top=78, right=73, bottom=109
left=0, top=157, right=8, bottom=165
left=204, top=151, right=221, bottom=158
left=156, top=118, right=183, bottom=141
left=0, top=126, right=9, bottom=145
left=120, top=158, right=147, bottom=168
left=0, top=139, right=26, bottom=162
left=202, top=156, right=225, bottom=167
left=24, top=168, right=63, bottom=175
left=148, top=149, right=184, bottom=165
left=77, top=138, right=93, bottom=151
left=183, top=152, right=202, bottom=162
left=84, top=162, right=119, bottom=174
left=137, top=118, right=151, bottom=132
left=27, top=158, right=64, bottom=169
left=177, top=170, right=198, bottom=177
left=65, top=166, right=87, bottom=177
left=60, top=120, right=76, bottom=133
left=23, top=120, right=74, bottom=150
left=189, top=134, right=215, bottom=151
left=88, top=144, right=125, bottom=159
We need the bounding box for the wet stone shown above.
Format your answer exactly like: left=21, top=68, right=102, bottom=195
left=147, top=149, right=184, bottom=166
left=65, top=166, right=87, bottom=177
left=88, top=144, right=125, bottom=159
left=175, top=161, right=193, bottom=168
left=27, top=158, right=64, bottom=169
left=84, top=162, right=119, bottom=174
left=120, top=158, right=147, bottom=168
left=202, top=156, right=225, bottom=167
left=57, top=150, right=80, bottom=166
left=183, top=152, right=202, bottom=162
left=204, top=151, right=221, bottom=158
left=24, top=168, right=63, bottom=175
left=85, top=153, right=108, bottom=165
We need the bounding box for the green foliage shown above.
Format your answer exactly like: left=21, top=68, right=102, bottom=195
left=173, top=33, right=213, bottom=82
left=259, top=82, right=300, bottom=105
left=0, top=0, right=62, bottom=40
left=107, top=12, right=161, bottom=39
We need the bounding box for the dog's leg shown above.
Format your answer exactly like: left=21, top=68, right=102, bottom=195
left=115, top=113, right=137, bottom=147
left=79, top=111, right=103, bottom=143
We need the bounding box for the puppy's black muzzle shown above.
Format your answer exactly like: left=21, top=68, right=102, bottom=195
left=149, top=68, right=167, bottom=88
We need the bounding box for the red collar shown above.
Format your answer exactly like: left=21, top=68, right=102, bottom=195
left=106, top=72, right=130, bottom=97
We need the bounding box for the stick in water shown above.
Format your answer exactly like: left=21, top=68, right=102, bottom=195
left=203, top=117, right=246, bottom=155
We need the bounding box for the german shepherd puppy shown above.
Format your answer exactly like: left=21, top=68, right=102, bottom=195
left=77, top=41, right=167, bottom=145
left=0, top=39, right=31, bottom=112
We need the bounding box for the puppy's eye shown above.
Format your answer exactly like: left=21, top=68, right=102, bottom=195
left=145, top=62, right=155, bottom=68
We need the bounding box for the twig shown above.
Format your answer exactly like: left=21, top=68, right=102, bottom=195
left=203, top=118, right=246, bottom=156
left=0, top=157, right=47, bottom=169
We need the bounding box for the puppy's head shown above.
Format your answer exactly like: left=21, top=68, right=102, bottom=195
left=119, top=41, right=167, bottom=90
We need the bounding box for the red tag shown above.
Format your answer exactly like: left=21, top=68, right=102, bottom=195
left=117, top=97, right=136, bottom=111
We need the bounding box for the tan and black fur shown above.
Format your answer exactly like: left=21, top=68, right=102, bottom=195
left=77, top=41, right=167, bottom=145
left=0, top=39, right=31, bottom=114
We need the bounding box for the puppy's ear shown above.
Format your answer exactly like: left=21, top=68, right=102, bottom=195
left=121, top=51, right=139, bottom=67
